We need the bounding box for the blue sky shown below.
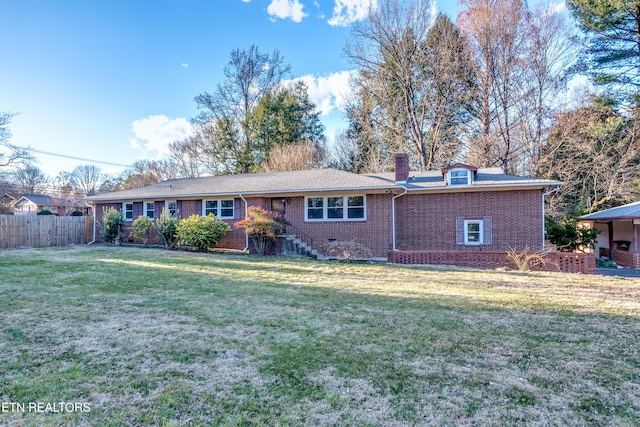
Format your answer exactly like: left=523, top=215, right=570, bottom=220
left=1, top=0, right=550, bottom=178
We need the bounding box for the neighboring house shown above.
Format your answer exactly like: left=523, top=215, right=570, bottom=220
left=88, top=154, right=567, bottom=265
left=580, top=202, right=640, bottom=268
left=13, top=194, right=89, bottom=216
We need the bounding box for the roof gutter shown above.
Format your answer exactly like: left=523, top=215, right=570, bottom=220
left=542, top=186, right=560, bottom=251
left=391, top=189, right=408, bottom=251
left=238, top=193, right=249, bottom=252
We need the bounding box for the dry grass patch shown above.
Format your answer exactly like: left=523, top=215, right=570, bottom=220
left=0, top=246, right=639, bottom=426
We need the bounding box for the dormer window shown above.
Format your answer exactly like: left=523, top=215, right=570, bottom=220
left=448, top=169, right=471, bottom=186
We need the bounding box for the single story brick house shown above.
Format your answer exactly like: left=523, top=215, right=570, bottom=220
left=85, top=154, right=585, bottom=271
left=13, top=194, right=88, bottom=216
left=580, top=201, right=640, bottom=268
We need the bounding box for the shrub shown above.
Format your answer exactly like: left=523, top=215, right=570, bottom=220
left=597, top=258, right=617, bottom=268
left=234, top=206, right=284, bottom=256
left=132, top=215, right=154, bottom=246
left=321, top=240, right=373, bottom=259
left=155, top=208, right=179, bottom=249
left=545, top=216, right=599, bottom=252
left=101, top=207, right=125, bottom=245
left=37, top=209, right=53, bottom=215
left=506, top=246, right=547, bottom=272
left=176, top=213, right=230, bottom=252
left=71, top=210, right=84, bottom=216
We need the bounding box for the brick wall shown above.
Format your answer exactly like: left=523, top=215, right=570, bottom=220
left=388, top=250, right=596, bottom=274
left=281, top=194, right=393, bottom=258
left=395, top=190, right=543, bottom=252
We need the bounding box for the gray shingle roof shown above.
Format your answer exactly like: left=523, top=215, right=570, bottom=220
left=88, top=169, right=397, bottom=201
left=580, top=201, right=640, bottom=220
left=87, top=167, right=561, bottom=202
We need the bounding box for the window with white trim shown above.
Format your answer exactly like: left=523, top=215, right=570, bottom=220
left=448, top=169, right=471, bottom=185
left=203, top=199, right=234, bottom=219
left=305, top=196, right=366, bottom=221
left=144, top=202, right=155, bottom=219
left=123, top=202, right=134, bottom=221
left=464, top=220, right=483, bottom=244
left=166, top=200, right=177, bottom=216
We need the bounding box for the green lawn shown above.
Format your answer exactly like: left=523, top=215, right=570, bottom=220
left=1, top=246, right=639, bottom=426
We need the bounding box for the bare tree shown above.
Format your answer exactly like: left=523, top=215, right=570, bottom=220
left=345, top=1, right=474, bottom=170
left=458, top=0, right=531, bottom=173
left=121, top=159, right=168, bottom=190
left=0, top=112, right=33, bottom=169
left=539, top=99, right=640, bottom=215
left=68, top=165, right=106, bottom=196
left=11, top=164, right=48, bottom=193
left=262, top=141, right=324, bottom=172
left=515, top=5, right=576, bottom=175
left=194, top=45, right=291, bottom=173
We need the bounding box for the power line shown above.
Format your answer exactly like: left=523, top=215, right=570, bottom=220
left=0, top=142, right=132, bottom=168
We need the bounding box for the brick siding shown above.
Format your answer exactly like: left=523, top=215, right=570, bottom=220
left=395, top=190, right=543, bottom=252
left=93, top=188, right=546, bottom=259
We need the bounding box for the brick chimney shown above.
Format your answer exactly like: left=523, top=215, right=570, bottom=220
left=395, top=153, right=409, bottom=183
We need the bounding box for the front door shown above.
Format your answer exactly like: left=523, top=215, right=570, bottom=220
left=271, top=198, right=286, bottom=219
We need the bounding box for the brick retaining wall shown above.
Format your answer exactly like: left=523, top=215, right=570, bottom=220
left=388, top=250, right=596, bottom=274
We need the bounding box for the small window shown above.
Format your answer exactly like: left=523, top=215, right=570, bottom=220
left=144, top=202, right=155, bottom=219
left=327, top=197, right=344, bottom=219
left=204, top=200, right=218, bottom=216
left=307, top=197, right=324, bottom=219
left=464, top=220, right=483, bottom=244
left=220, top=200, right=234, bottom=218
left=347, top=196, right=365, bottom=219
left=449, top=169, right=471, bottom=185
left=166, top=200, right=177, bottom=216
left=202, top=199, right=234, bottom=219
left=123, top=202, right=134, bottom=221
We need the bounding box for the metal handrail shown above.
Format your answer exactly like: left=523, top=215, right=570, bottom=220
left=283, top=222, right=314, bottom=248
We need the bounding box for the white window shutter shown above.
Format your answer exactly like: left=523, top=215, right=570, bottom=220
left=483, top=216, right=492, bottom=245
left=456, top=217, right=464, bottom=245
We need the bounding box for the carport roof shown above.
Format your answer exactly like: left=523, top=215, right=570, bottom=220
left=580, top=201, right=640, bottom=220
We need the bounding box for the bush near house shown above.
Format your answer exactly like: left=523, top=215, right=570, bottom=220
left=101, top=207, right=125, bottom=245
left=132, top=216, right=154, bottom=246
left=545, top=216, right=599, bottom=252
left=155, top=208, right=179, bottom=249
left=234, top=206, right=285, bottom=256
left=176, top=213, right=230, bottom=252
left=37, top=209, right=53, bottom=215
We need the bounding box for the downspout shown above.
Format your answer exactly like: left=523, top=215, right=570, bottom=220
left=542, top=187, right=559, bottom=251
left=238, top=194, right=249, bottom=251
left=391, top=189, right=408, bottom=251
left=87, top=202, right=96, bottom=245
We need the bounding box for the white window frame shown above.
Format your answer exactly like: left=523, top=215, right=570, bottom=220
left=464, top=219, right=483, bottom=245
left=143, top=201, right=155, bottom=219
left=202, top=199, right=235, bottom=219
left=305, top=195, right=366, bottom=221
left=165, top=200, right=177, bottom=217
left=448, top=168, right=471, bottom=186
left=123, top=202, right=134, bottom=222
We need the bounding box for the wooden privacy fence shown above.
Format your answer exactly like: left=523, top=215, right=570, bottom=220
left=0, top=215, right=94, bottom=249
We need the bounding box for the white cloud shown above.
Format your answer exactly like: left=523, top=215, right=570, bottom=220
left=181, top=63, right=189, bottom=68
left=328, top=0, right=375, bottom=27
left=267, top=0, right=307, bottom=23
left=550, top=1, right=566, bottom=14
left=130, top=115, right=192, bottom=155
left=294, top=70, right=355, bottom=116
